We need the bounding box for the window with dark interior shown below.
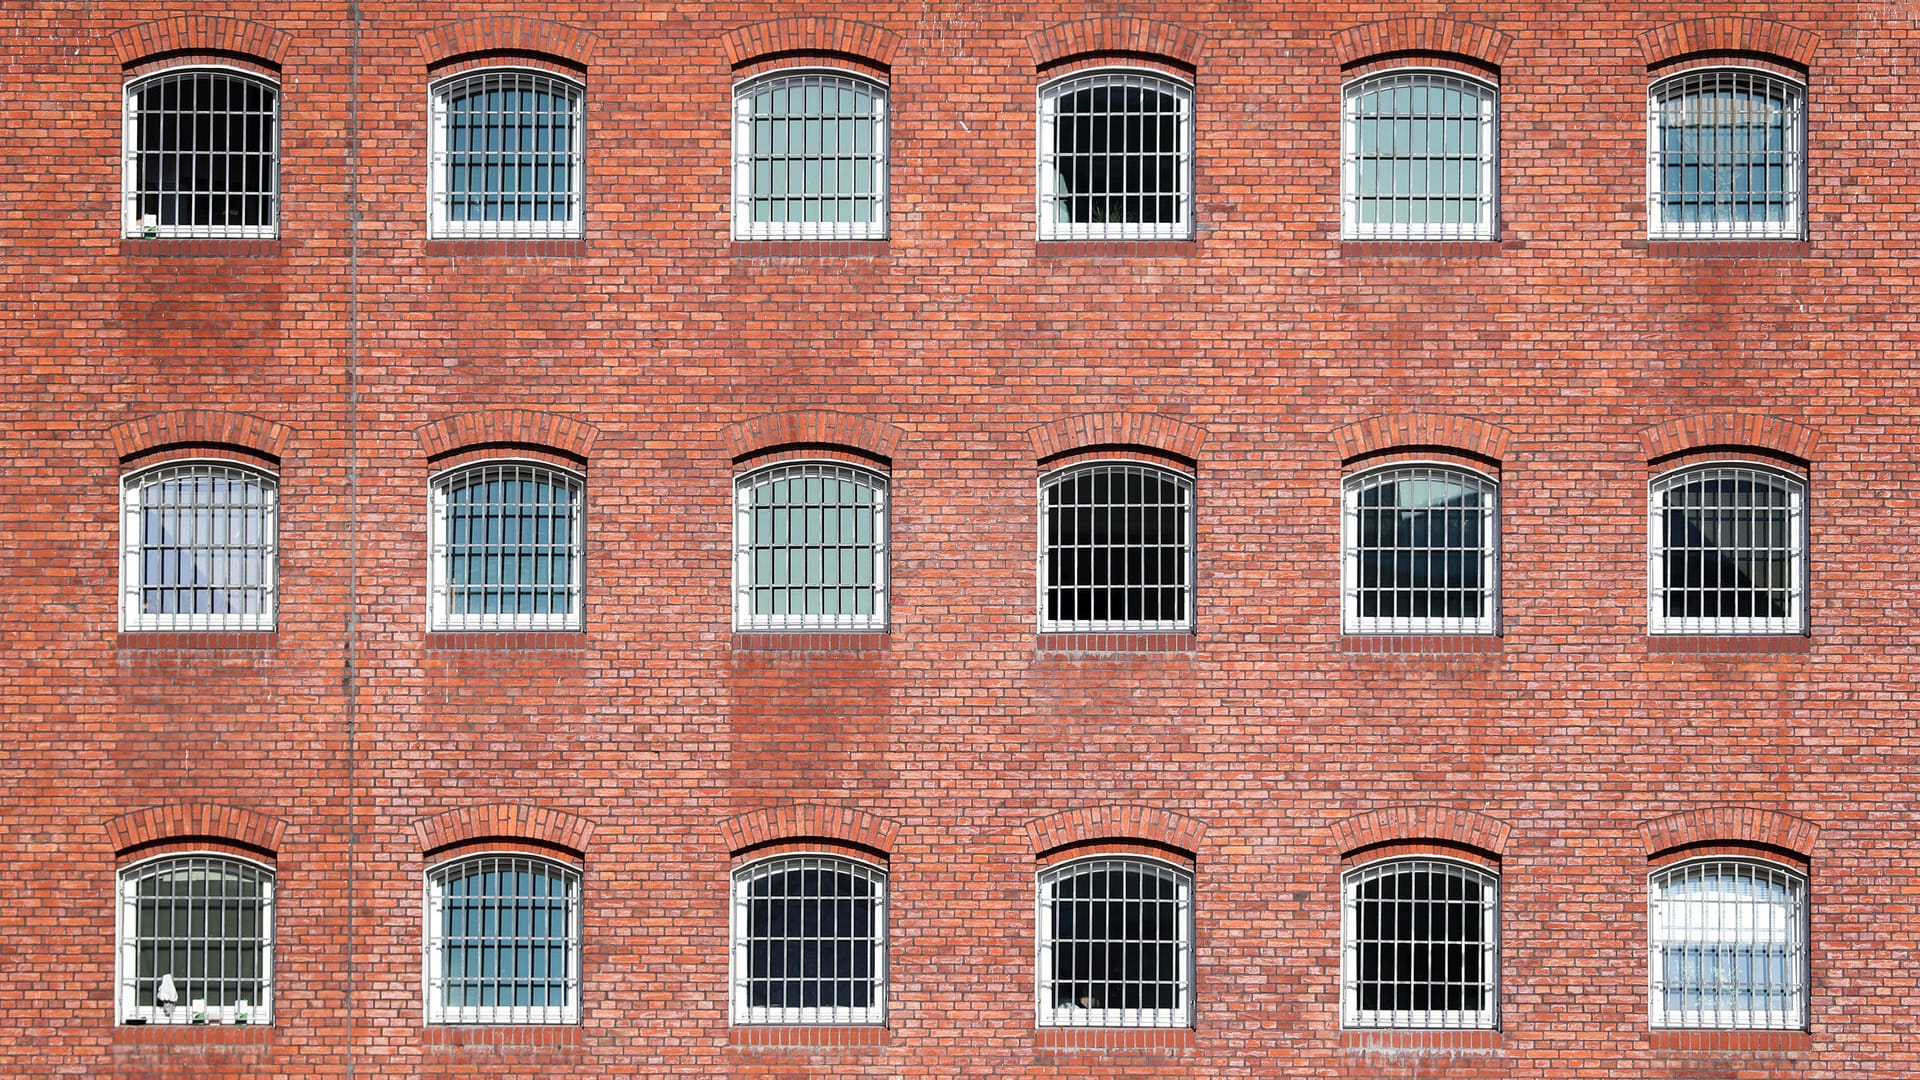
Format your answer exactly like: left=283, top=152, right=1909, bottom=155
left=118, top=854, right=274, bottom=1025
left=1038, top=69, right=1193, bottom=240
left=1037, top=857, right=1192, bottom=1028
left=731, top=854, right=887, bottom=1025
left=1342, top=464, right=1498, bottom=634
left=1040, top=461, right=1194, bottom=632
left=123, top=68, right=279, bottom=239
left=1649, top=463, right=1804, bottom=634
left=1342, top=858, right=1498, bottom=1029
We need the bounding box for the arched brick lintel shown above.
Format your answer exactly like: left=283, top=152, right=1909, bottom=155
left=1026, top=18, right=1205, bottom=71
left=1027, top=412, right=1210, bottom=465
left=720, top=803, right=902, bottom=857
left=1026, top=805, right=1208, bottom=857
left=1331, top=17, right=1512, bottom=69
left=106, top=804, right=289, bottom=857
left=111, top=16, right=293, bottom=67
left=414, top=803, right=597, bottom=856
left=1637, top=18, right=1820, bottom=70
left=1641, top=806, right=1819, bottom=859
left=722, top=410, right=905, bottom=464
left=1639, top=411, right=1820, bottom=464
left=110, top=410, right=293, bottom=463
left=1332, top=413, right=1512, bottom=465
left=419, top=17, right=602, bottom=67
left=1332, top=805, right=1512, bottom=859
left=415, top=408, right=600, bottom=462
left=721, top=18, right=901, bottom=69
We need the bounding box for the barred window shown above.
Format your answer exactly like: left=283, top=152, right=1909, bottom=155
left=733, top=71, right=888, bottom=240
left=1039, top=70, right=1193, bottom=241
left=731, top=855, right=887, bottom=1025
left=123, top=68, right=279, bottom=239
left=426, top=855, right=581, bottom=1024
left=429, top=461, right=584, bottom=631
left=1649, top=464, right=1805, bottom=634
left=1650, top=859, right=1807, bottom=1030
left=1649, top=69, right=1804, bottom=239
left=121, top=462, right=278, bottom=632
left=1343, top=465, right=1498, bottom=634
left=118, top=855, right=274, bottom=1025
left=734, top=462, right=887, bottom=631
left=1040, top=462, right=1193, bottom=633
left=1343, top=70, right=1497, bottom=241
left=1342, top=859, right=1498, bottom=1030
left=429, top=69, right=584, bottom=239
left=1037, top=858, right=1192, bottom=1029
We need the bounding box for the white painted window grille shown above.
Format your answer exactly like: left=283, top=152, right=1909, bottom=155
left=1649, top=464, right=1805, bottom=634
left=120, top=461, right=278, bottom=632
left=425, top=854, right=581, bottom=1025
left=730, top=855, right=887, bottom=1025
left=1343, top=70, right=1497, bottom=240
left=1040, top=462, right=1193, bottom=633
left=732, top=70, right=888, bottom=240
left=1649, top=859, right=1807, bottom=1030
left=429, top=461, right=584, bottom=631
left=1036, top=857, right=1193, bottom=1029
left=118, top=855, right=274, bottom=1025
left=1038, top=70, right=1193, bottom=241
left=1649, top=68, right=1804, bottom=239
left=1342, top=859, right=1498, bottom=1030
left=123, top=68, right=279, bottom=239
left=734, top=462, right=888, bottom=632
left=429, top=69, right=584, bottom=239
left=1343, top=465, right=1498, bottom=634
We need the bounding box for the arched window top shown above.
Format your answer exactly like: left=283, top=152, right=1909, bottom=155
left=1038, top=68, right=1193, bottom=242
left=1342, top=857, right=1498, bottom=1030
left=1342, top=68, right=1497, bottom=241
left=121, top=460, right=279, bottom=633
left=428, top=68, right=584, bottom=240
left=1037, top=855, right=1193, bottom=1029
left=118, top=853, right=276, bottom=1026
left=734, top=461, right=889, bottom=632
left=1649, top=462, right=1805, bottom=635
left=1342, top=463, right=1498, bottom=635
left=425, top=853, right=581, bottom=1025
left=1648, top=67, right=1805, bottom=241
left=1649, top=857, right=1807, bottom=1030
left=1039, top=460, right=1194, bottom=634
left=123, top=67, right=279, bottom=240
left=731, top=854, right=888, bottom=1026
left=429, top=460, right=584, bottom=632
left=732, top=69, right=889, bottom=241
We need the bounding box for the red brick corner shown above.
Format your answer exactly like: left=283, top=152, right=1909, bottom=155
left=1026, top=17, right=1205, bottom=70
left=415, top=408, right=600, bottom=461
left=1026, top=804, right=1208, bottom=857
left=722, top=409, right=905, bottom=463
left=413, top=803, right=596, bottom=856
left=109, top=409, right=293, bottom=463
left=1332, top=412, right=1512, bottom=464
left=1641, top=806, right=1820, bottom=859
left=110, top=16, right=293, bottom=67
left=1331, top=17, right=1512, bottom=69
left=1639, top=411, right=1821, bottom=464
left=1027, top=412, right=1209, bottom=465
left=419, top=16, right=602, bottom=67
left=1331, top=805, right=1513, bottom=858
left=105, top=803, right=289, bottom=856
left=721, top=18, right=901, bottom=69
left=1637, top=17, right=1820, bottom=69
left=720, top=802, right=902, bottom=856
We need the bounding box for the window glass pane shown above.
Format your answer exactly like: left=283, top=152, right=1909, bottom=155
left=1344, top=860, right=1497, bottom=1028
left=436, top=70, right=581, bottom=235
left=1344, top=72, right=1493, bottom=239
left=127, top=463, right=276, bottom=630
left=1042, top=463, right=1192, bottom=632
left=734, top=856, right=885, bottom=1023
left=1038, top=859, right=1191, bottom=1027
left=1652, top=70, right=1801, bottom=237
left=736, top=463, right=886, bottom=630
left=1040, top=71, right=1191, bottom=239
left=1651, top=861, right=1805, bottom=1028
left=129, top=71, right=277, bottom=235
left=1652, top=466, right=1802, bottom=632
left=123, top=856, right=272, bottom=1023
left=437, top=463, right=581, bottom=629
left=738, top=72, right=885, bottom=238
left=429, top=856, right=579, bottom=1021
left=1346, top=466, right=1495, bottom=632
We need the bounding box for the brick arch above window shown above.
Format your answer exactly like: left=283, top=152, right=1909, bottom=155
left=415, top=408, right=599, bottom=464
left=721, top=17, right=900, bottom=69
left=722, top=410, right=904, bottom=465
left=414, top=803, right=596, bottom=857
left=1026, top=412, right=1209, bottom=466
left=1332, top=412, right=1512, bottom=465
left=1641, top=806, right=1819, bottom=859
left=110, top=16, right=292, bottom=68
left=419, top=16, right=601, bottom=68
left=105, top=803, right=288, bottom=857
left=1026, top=17, right=1204, bottom=71
left=109, top=409, right=291, bottom=464
left=1637, top=17, right=1820, bottom=71
left=1639, top=411, right=1820, bottom=465
left=1025, top=804, right=1207, bottom=858
left=1331, top=805, right=1512, bottom=859
left=720, top=802, right=901, bottom=857
left=1331, top=17, right=1511, bottom=70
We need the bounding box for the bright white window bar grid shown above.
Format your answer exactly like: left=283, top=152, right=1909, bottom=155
left=1343, top=465, right=1497, bottom=634
left=1039, top=70, right=1193, bottom=241
left=430, top=69, right=584, bottom=239
left=1649, top=860, right=1807, bottom=1030
left=122, top=462, right=278, bottom=632
left=1343, top=70, right=1496, bottom=240
left=731, top=855, right=887, bottom=1025
left=1343, top=859, right=1498, bottom=1030
left=1648, top=69, right=1804, bottom=240
left=734, top=71, right=888, bottom=240
left=123, top=69, right=278, bottom=239
left=1037, top=858, right=1193, bottom=1029
left=1040, top=463, right=1194, bottom=633
left=429, top=462, right=584, bottom=631
left=734, top=463, right=888, bottom=631
left=426, top=855, right=580, bottom=1024
left=119, top=855, right=274, bottom=1025
left=1649, top=465, right=1804, bottom=634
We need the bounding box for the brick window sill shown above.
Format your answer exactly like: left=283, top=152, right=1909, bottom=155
left=1648, top=634, right=1811, bottom=656
left=1648, top=1028, right=1809, bottom=1052
left=1637, top=239, right=1808, bottom=259
left=117, top=631, right=276, bottom=652
left=1340, top=1028, right=1502, bottom=1052
left=1036, top=631, right=1196, bottom=655
left=729, top=1025, right=888, bottom=1048
left=730, top=239, right=890, bottom=259
left=1342, top=633, right=1501, bottom=657
left=733, top=630, right=890, bottom=653
left=112, top=1024, right=274, bottom=1048
left=1036, top=238, right=1194, bottom=258
left=1036, top=1026, right=1195, bottom=1050
left=424, top=238, right=588, bottom=258
left=1340, top=239, right=1511, bottom=258
left=425, top=631, right=587, bottom=652
left=119, top=237, right=281, bottom=257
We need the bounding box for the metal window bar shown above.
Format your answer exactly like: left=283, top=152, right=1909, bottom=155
left=121, top=463, right=278, bottom=632
left=430, top=70, right=584, bottom=239
left=1343, top=859, right=1498, bottom=1030
left=733, top=71, right=888, bottom=240
left=119, top=856, right=274, bottom=1025
left=123, top=69, right=278, bottom=239
left=426, top=855, right=581, bottom=1025
left=731, top=856, right=887, bottom=1025
left=1343, top=70, right=1497, bottom=240
left=1649, top=69, right=1803, bottom=239
left=1039, top=71, right=1193, bottom=241
left=1649, top=465, right=1804, bottom=634
left=1036, top=858, right=1193, bottom=1028
left=734, top=463, right=888, bottom=631
left=1343, top=466, right=1498, bottom=634
left=430, top=462, right=583, bottom=631
left=1650, top=860, right=1807, bottom=1030
left=1040, top=463, right=1194, bottom=632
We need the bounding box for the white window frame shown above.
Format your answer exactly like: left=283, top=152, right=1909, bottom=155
left=1341, top=857, right=1499, bottom=1031
left=1648, top=858, right=1808, bottom=1030
left=733, top=460, right=889, bottom=632
left=120, top=459, right=279, bottom=632
left=1037, top=68, right=1194, bottom=241
left=729, top=853, right=888, bottom=1026
left=1648, top=462, right=1806, bottom=635
left=423, top=852, right=582, bottom=1026
left=1341, top=462, right=1499, bottom=635
left=117, top=853, right=276, bottom=1025
left=122, top=65, right=281, bottom=240
left=428, top=459, right=586, bottom=632
left=1647, top=66, right=1806, bottom=240
left=731, top=68, right=890, bottom=241
left=428, top=67, right=586, bottom=240
left=1037, top=460, right=1195, bottom=633
left=1035, top=856, right=1194, bottom=1029
left=1341, top=68, right=1498, bottom=241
